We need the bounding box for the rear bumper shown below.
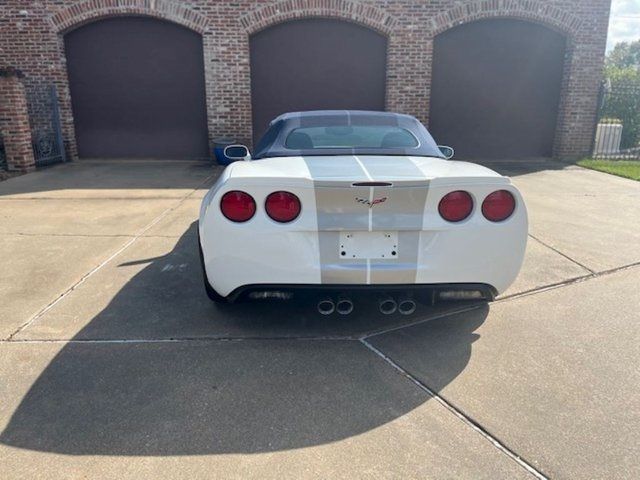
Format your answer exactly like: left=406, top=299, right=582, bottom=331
left=199, top=221, right=526, bottom=297
left=225, top=283, right=497, bottom=302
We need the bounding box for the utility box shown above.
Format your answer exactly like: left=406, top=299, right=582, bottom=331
left=594, top=122, right=623, bottom=156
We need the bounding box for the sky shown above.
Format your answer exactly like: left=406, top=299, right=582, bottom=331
left=607, top=0, right=640, bottom=51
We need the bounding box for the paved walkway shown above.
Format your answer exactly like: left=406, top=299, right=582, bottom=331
left=0, top=159, right=638, bottom=479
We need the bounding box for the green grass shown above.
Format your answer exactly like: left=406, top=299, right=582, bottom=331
left=577, top=159, right=640, bottom=181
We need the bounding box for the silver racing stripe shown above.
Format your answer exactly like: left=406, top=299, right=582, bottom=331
left=354, top=155, right=425, bottom=181
left=303, top=156, right=370, bottom=183
left=318, top=231, right=368, bottom=284
left=370, top=231, right=422, bottom=283
left=304, top=156, right=429, bottom=284
left=367, top=175, right=428, bottom=283
left=306, top=156, right=369, bottom=283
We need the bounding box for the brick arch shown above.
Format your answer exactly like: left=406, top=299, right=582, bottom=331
left=429, top=0, right=582, bottom=38
left=50, top=0, right=209, bottom=34
left=239, top=0, right=397, bottom=37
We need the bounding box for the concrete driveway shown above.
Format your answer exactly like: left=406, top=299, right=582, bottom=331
left=0, top=159, right=638, bottom=479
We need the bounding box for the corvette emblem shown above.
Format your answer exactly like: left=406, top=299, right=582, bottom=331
left=355, top=196, right=388, bottom=208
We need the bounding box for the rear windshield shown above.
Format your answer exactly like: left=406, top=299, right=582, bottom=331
left=284, top=126, right=419, bottom=150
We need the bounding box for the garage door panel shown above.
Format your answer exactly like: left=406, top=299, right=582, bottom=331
left=65, top=17, right=209, bottom=159
left=250, top=19, right=387, bottom=144
left=430, top=19, right=566, bottom=159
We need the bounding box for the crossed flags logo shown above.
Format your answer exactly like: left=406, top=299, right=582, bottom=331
left=355, top=196, right=388, bottom=208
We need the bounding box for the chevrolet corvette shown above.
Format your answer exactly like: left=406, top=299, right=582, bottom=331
left=198, top=111, right=527, bottom=315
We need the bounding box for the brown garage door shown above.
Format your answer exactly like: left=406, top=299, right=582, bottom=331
left=430, top=19, right=566, bottom=159
left=64, top=17, right=209, bottom=159
left=250, top=19, right=387, bottom=144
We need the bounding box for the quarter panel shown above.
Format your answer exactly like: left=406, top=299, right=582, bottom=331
left=200, top=180, right=321, bottom=296
left=415, top=183, right=528, bottom=293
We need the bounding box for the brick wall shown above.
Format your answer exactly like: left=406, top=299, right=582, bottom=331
left=0, top=0, right=612, bottom=160
left=0, top=70, right=36, bottom=172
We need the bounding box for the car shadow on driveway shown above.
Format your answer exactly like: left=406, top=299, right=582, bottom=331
left=0, top=223, right=489, bottom=455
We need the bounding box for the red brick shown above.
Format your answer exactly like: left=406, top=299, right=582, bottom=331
left=0, top=0, right=611, bottom=160
left=0, top=74, right=36, bottom=172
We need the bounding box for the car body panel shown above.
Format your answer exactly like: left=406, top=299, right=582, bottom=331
left=199, top=154, right=527, bottom=298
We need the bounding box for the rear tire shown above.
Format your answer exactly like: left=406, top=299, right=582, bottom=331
left=197, top=230, right=227, bottom=304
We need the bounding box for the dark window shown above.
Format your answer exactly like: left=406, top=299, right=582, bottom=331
left=285, top=126, right=418, bottom=150
left=253, top=120, right=284, bottom=155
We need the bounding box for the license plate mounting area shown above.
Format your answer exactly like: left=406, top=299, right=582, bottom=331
left=339, top=231, right=398, bottom=260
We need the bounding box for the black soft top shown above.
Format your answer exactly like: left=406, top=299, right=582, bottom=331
left=252, top=110, right=444, bottom=159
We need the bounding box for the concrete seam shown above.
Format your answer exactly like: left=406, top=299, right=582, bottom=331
left=360, top=338, right=548, bottom=480
left=0, top=233, right=190, bottom=239
left=528, top=234, right=595, bottom=274
left=497, top=259, right=640, bottom=304
left=1, top=336, right=357, bottom=344
left=9, top=258, right=640, bottom=342
left=4, top=173, right=216, bottom=341
left=360, top=304, right=483, bottom=340
left=0, top=232, right=136, bottom=238
left=6, top=260, right=639, bottom=343
left=0, top=197, right=193, bottom=201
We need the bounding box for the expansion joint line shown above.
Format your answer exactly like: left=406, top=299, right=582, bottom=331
left=528, top=234, right=595, bottom=274
left=5, top=173, right=217, bottom=341
left=360, top=338, right=549, bottom=480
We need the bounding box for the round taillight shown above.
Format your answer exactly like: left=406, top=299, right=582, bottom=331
left=220, top=191, right=256, bottom=222
left=265, top=191, right=301, bottom=223
left=482, top=190, right=516, bottom=222
left=438, top=191, right=473, bottom=222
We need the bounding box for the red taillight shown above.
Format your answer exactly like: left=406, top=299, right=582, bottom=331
left=220, top=191, right=256, bottom=222
left=438, top=191, right=473, bottom=222
left=265, top=191, right=301, bottom=223
left=482, top=190, right=516, bottom=222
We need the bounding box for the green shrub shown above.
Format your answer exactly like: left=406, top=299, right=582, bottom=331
left=602, top=67, right=640, bottom=149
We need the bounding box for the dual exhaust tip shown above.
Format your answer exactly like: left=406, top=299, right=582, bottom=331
left=317, top=296, right=354, bottom=316
left=378, top=295, right=416, bottom=316
left=317, top=295, right=416, bottom=316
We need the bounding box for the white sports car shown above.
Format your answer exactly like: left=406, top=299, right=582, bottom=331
left=199, top=111, right=527, bottom=315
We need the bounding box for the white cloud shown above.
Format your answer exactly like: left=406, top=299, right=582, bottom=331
left=607, top=0, right=640, bottom=51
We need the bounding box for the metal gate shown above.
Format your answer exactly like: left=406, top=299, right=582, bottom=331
left=592, top=80, right=640, bottom=160
left=26, top=83, right=67, bottom=167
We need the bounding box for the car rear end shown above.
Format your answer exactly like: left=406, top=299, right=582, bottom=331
left=198, top=155, right=528, bottom=304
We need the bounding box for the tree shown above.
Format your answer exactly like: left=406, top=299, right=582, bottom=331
left=601, top=41, right=640, bottom=150
left=606, top=40, right=640, bottom=70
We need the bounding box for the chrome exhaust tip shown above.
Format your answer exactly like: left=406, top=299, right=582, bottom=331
left=336, top=296, right=354, bottom=315
left=378, top=296, right=397, bottom=315
left=398, top=297, right=417, bottom=316
left=317, top=298, right=335, bottom=316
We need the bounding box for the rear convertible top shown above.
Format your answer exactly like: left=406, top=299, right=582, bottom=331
left=252, top=110, right=445, bottom=160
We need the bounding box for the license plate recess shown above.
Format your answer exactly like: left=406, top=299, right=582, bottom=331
left=339, top=231, right=398, bottom=260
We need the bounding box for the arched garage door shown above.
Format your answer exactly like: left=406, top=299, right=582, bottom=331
left=250, top=19, right=387, bottom=144
left=430, top=19, right=566, bottom=159
left=65, top=17, right=209, bottom=159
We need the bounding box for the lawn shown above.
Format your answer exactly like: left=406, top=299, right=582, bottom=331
left=577, top=159, right=640, bottom=181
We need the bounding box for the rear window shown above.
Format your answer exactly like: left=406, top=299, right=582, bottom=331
left=284, top=125, right=419, bottom=150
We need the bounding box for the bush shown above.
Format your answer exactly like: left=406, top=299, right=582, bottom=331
left=602, top=66, right=640, bottom=150
left=599, top=117, right=622, bottom=124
